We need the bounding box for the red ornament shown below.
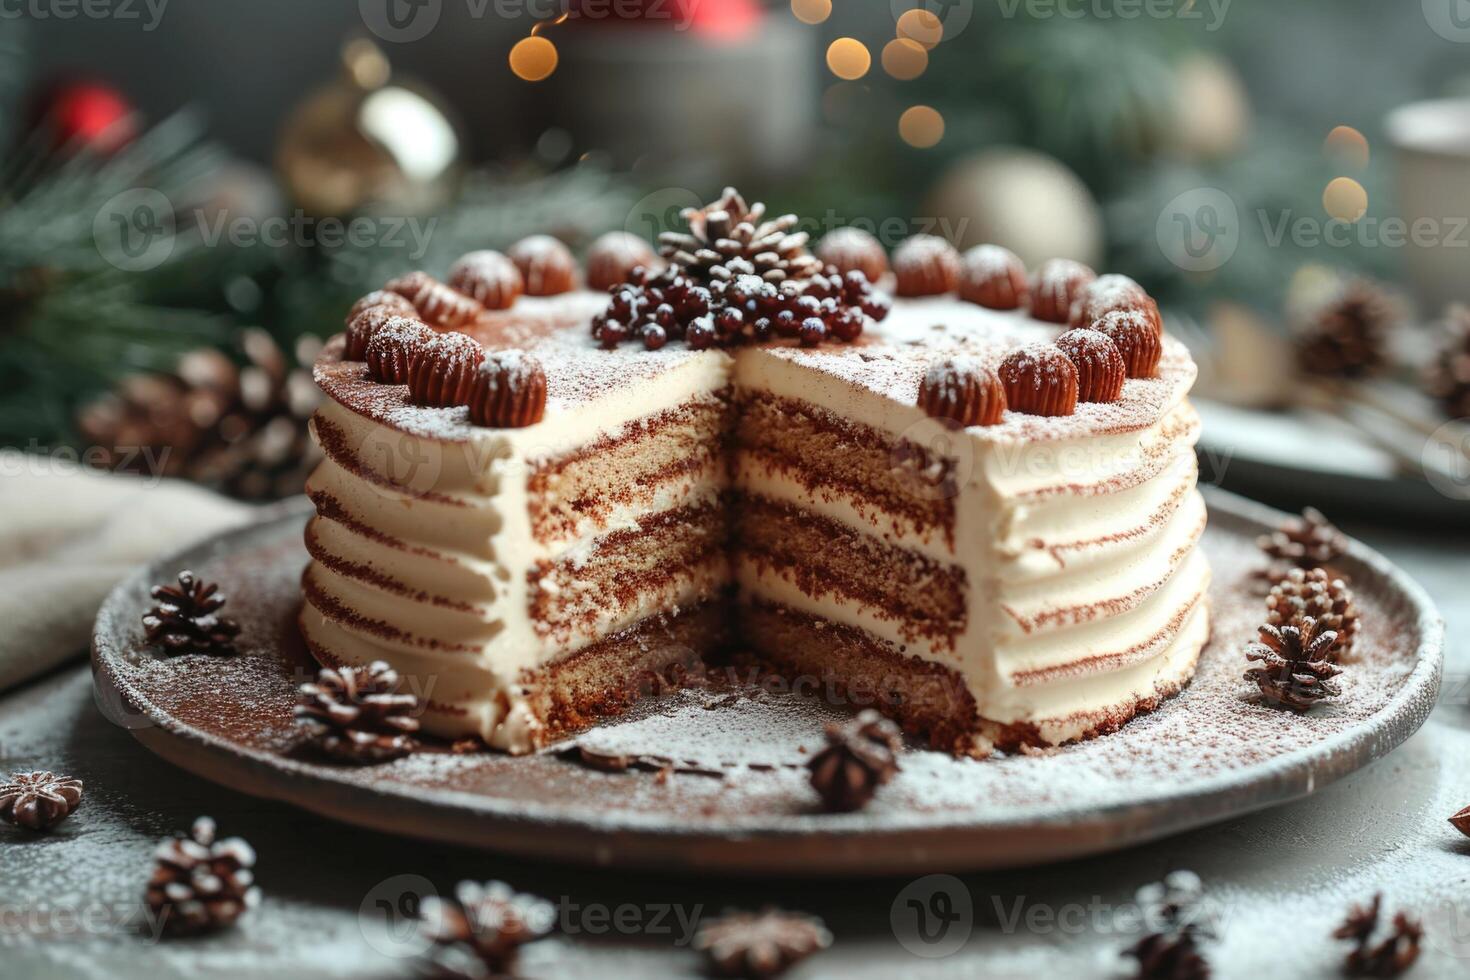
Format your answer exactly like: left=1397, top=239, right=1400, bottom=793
left=31, top=80, right=138, bottom=154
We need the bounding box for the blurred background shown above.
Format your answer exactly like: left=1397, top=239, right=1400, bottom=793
left=4, top=0, right=1470, bottom=513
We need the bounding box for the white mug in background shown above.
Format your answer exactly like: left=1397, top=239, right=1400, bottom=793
left=1386, top=98, right=1470, bottom=317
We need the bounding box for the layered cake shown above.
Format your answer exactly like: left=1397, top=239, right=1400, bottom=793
left=299, top=191, right=1209, bottom=756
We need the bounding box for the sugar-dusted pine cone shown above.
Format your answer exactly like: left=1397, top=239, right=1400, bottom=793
left=1124, top=932, right=1210, bottom=980
left=1334, top=894, right=1423, bottom=978
left=807, top=709, right=902, bottom=812
left=145, top=817, right=260, bottom=936
left=1256, top=507, right=1349, bottom=584
left=419, top=880, right=555, bottom=978
left=1295, top=278, right=1401, bottom=379
left=694, top=908, right=832, bottom=979
left=142, top=570, right=240, bottom=656
left=295, top=661, right=421, bottom=764
left=1425, top=303, right=1470, bottom=421
left=1244, top=618, right=1343, bottom=712
left=76, top=328, right=324, bottom=501
left=659, top=187, right=823, bottom=287
left=1266, top=567, right=1360, bottom=657
left=1123, top=871, right=1215, bottom=980
left=0, top=770, right=83, bottom=831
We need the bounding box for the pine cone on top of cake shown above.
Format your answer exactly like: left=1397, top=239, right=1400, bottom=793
left=299, top=189, right=1208, bottom=759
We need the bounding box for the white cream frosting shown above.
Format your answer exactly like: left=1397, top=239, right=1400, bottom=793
left=300, top=292, right=1210, bottom=754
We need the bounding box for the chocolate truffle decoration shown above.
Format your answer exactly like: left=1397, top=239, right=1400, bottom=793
left=468, top=350, right=547, bottom=428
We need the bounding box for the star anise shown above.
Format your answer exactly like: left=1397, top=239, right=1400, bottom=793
left=1124, top=932, right=1211, bottom=980
left=1266, top=567, right=1360, bottom=657
left=295, top=661, right=420, bottom=763
left=141, top=570, right=241, bottom=655
left=1334, top=894, right=1423, bottom=977
left=145, top=816, right=260, bottom=936
left=1450, top=804, right=1470, bottom=839
left=659, top=187, right=823, bottom=287
left=1256, top=507, right=1349, bottom=585
left=1244, top=618, right=1343, bottom=712
left=806, top=709, right=902, bottom=812
left=694, top=908, right=832, bottom=978
left=419, top=880, right=555, bottom=978
left=0, top=770, right=83, bottom=831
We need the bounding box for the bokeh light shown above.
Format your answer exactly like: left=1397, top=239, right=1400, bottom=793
left=827, top=38, right=872, bottom=81
left=1323, top=177, right=1368, bottom=222
left=791, top=0, right=831, bottom=25
left=1324, top=125, right=1371, bottom=170
left=896, top=9, right=943, bottom=49
left=899, top=105, right=945, bottom=148
left=509, top=36, right=558, bottom=82
left=882, top=38, right=928, bottom=81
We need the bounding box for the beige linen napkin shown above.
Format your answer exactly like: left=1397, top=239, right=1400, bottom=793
left=0, top=456, right=254, bottom=692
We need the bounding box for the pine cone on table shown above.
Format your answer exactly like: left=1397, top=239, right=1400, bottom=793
left=1123, top=871, right=1214, bottom=980
left=142, top=570, right=240, bottom=656
left=1294, top=278, right=1401, bottom=379
left=659, top=187, right=824, bottom=286
left=1334, top=894, right=1423, bottom=978
left=418, top=880, right=555, bottom=978
left=806, top=709, right=902, bottom=812
left=1266, top=567, right=1360, bottom=657
left=76, top=328, right=323, bottom=501
left=295, top=661, right=421, bottom=763
left=1425, top=304, right=1470, bottom=420
left=145, top=816, right=260, bottom=936
left=0, top=770, right=83, bottom=830
left=1244, top=618, right=1343, bottom=712
left=694, top=908, right=832, bottom=979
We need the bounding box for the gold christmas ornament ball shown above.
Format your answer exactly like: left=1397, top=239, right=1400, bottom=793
left=276, top=38, right=463, bottom=217
left=923, top=148, right=1103, bottom=269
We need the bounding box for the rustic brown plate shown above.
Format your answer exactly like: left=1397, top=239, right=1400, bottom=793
left=91, top=488, right=1443, bottom=876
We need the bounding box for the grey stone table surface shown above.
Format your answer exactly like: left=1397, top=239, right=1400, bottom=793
left=3, top=506, right=1469, bottom=979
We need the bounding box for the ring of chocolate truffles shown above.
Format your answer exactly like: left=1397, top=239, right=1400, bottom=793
left=998, top=343, right=1080, bottom=417
left=407, top=331, right=486, bottom=407
left=892, top=234, right=961, bottom=297
left=346, top=305, right=408, bottom=361
left=918, top=356, right=1006, bottom=426
left=1029, top=258, right=1096, bottom=324
left=346, top=289, right=416, bottom=328
left=585, top=231, right=659, bottom=292
left=1069, top=274, right=1162, bottom=337
left=958, top=244, right=1029, bottom=310
left=468, top=350, right=547, bottom=428
left=816, top=227, right=890, bottom=285
left=1055, top=328, right=1126, bottom=403
left=447, top=251, right=523, bottom=310
left=366, top=317, right=435, bottom=384
left=509, top=235, right=577, bottom=296
left=1092, top=309, right=1163, bottom=378
left=386, top=271, right=484, bottom=329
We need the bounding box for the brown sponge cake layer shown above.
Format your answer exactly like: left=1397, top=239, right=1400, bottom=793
left=733, top=493, right=966, bottom=645
left=528, top=499, right=730, bottom=640
left=733, top=393, right=956, bottom=544
left=735, top=599, right=981, bottom=755
left=524, top=600, right=727, bottom=742
left=528, top=389, right=733, bottom=543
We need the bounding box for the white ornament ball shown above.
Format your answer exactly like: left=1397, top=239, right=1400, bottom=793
left=1171, top=52, right=1251, bottom=162
left=923, top=148, right=1103, bottom=271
